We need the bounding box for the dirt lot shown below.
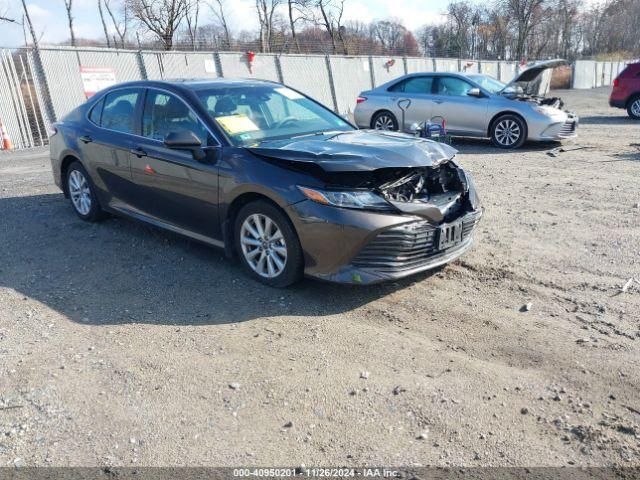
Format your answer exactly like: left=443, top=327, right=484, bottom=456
left=0, top=87, right=639, bottom=468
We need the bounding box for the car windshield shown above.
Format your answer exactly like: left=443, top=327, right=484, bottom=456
left=196, top=85, right=353, bottom=146
left=468, top=75, right=507, bottom=94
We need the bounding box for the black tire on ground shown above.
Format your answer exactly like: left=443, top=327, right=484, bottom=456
left=627, top=95, right=640, bottom=120
left=234, top=200, right=304, bottom=288
left=371, top=110, right=399, bottom=131
left=490, top=113, right=527, bottom=149
left=66, top=161, right=105, bottom=222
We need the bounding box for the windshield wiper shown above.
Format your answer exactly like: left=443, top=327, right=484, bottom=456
left=289, top=130, right=345, bottom=138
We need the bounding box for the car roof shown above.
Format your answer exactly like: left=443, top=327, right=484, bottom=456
left=372, top=71, right=480, bottom=91
left=104, top=77, right=281, bottom=93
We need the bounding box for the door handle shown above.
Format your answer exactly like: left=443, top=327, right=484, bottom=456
left=130, top=147, right=147, bottom=157
left=79, top=135, right=92, bottom=143
left=434, top=100, right=444, bottom=104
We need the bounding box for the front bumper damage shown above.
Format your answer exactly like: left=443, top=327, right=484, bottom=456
left=285, top=161, right=483, bottom=285
left=538, top=113, right=579, bottom=140
left=252, top=131, right=483, bottom=285
left=311, top=209, right=482, bottom=284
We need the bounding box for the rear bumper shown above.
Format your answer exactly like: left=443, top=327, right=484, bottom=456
left=609, top=98, right=626, bottom=108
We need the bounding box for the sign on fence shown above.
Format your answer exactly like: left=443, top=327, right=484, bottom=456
left=80, top=66, right=116, bottom=98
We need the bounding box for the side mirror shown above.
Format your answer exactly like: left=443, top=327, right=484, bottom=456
left=467, top=87, right=483, bottom=98
left=164, top=131, right=209, bottom=163
left=164, top=131, right=202, bottom=149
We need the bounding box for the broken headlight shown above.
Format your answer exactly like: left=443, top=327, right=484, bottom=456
left=298, top=186, right=391, bottom=211
left=532, top=105, right=557, bottom=116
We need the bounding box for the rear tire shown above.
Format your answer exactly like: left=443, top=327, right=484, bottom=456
left=371, top=111, right=399, bottom=131
left=234, top=200, right=304, bottom=288
left=66, top=161, right=105, bottom=222
left=490, top=114, right=527, bottom=149
left=627, top=95, right=640, bottom=120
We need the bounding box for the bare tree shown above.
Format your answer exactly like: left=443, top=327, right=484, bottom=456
left=504, top=0, right=545, bottom=60
left=446, top=1, right=474, bottom=57
left=127, top=0, right=189, bottom=50
left=311, top=0, right=347, bottom=54
left=255, top=0, right=282, bottom=53
left=97, top=0, right=112, bottom=47
left=105, top=0, right=130, bottom=48
left=20, top=0, right=39, bottom=47
left=286, top=0, right=310, bottom=53
left=207, top=0, right=231, bottom=48
left=370, top=20, right=406, bottom=54
left=185, top=0, right=200, bottom=50
left=63, top=0, right=76, bottom=46
left=0, top=1, right=16, bottom=23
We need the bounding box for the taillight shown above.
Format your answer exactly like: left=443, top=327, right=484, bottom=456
left=356, top=96, right=367, bottom=104
left=613, top=78, right=619, bottom=87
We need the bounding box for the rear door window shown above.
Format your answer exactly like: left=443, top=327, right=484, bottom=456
left=389, top=76, right=433, bottom=94
left=100, top=89, right=141, bottom=134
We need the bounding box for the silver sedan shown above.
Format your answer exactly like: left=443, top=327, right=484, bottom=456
left=353, top=60, right=578, bottom=149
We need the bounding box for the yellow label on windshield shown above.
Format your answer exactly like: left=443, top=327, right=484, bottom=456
left=215, top=114, right=259, bottom=134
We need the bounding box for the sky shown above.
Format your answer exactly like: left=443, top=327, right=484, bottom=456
left=0, top=0, right=452, bottom=48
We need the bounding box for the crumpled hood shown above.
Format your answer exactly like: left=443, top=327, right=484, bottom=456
left=247, top=130, right=457, bottom=172
left=502, top=59, right=567, bottom=97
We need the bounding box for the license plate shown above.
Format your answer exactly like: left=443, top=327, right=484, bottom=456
left=438, top=221, right=463, bottom=250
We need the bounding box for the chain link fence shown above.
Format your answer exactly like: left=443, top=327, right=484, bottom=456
left=0, top=46, right=632, bottom=151
left=0, top=49, right=48, bottom=149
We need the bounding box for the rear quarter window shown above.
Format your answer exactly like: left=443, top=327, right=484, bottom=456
left=88, top=99, right=104, bottom=125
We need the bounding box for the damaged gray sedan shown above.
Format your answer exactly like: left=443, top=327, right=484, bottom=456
left=49, top=79, right=482, bottom=287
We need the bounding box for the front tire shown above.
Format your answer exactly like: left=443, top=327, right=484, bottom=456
left=371, top=111, right=399, bottom=131
left=66, top=161, right=104, bottom=222
left=490, top=114, right=527, bottom=149
left=627, top=95, right=640, bottom=120
left=234, top=200, right=304, bottom=287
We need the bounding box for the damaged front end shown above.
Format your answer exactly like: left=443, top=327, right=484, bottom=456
left=375, top=160, right=478, bottom=223
left=249, top=130, right=483, bottom=284
left=337, top=161, right=483, bottom=283
left=500, top=58, right=568, bottom=109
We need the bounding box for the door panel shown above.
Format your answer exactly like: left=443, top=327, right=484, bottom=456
left=79, top=89, right=143, bottom=208
left=387, top=76, right=435, bottom=130
left=128, top=88, right=221, bottom=240
left=431, top=77, right=488, bottom=135
left=130, top=142, right=221, bottom=240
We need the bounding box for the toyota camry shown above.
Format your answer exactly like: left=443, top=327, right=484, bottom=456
left=49, top=79, right=482, bottom=287
left=354, top=59, right=578, bottom=149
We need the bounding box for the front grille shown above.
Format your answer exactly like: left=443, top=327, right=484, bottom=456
left=352, top=210, right=481, bottom=273
left=558, top=119, right=577, bottom=137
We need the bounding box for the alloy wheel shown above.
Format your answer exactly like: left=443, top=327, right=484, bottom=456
left=374, top=114, right=395, bottom=130
left=631, top=99, right=640, bottom=117
left=240, top=213, right=288, bottom=278
left=68, top=169, right=92, bottom=216
left=494, top=119, right=521, bottom=146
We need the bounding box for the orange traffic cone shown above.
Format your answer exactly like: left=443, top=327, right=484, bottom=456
left=0, top=120, right=13, bottom=150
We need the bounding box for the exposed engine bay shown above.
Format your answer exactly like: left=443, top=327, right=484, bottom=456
left=247, top=129, right=478, bottom=223
left=505, top=93, right=564, bottom=109
left=374, top=161, right=471, bottom=222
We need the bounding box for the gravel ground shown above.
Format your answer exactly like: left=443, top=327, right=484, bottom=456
left=0, top=87, right=639, bottom=468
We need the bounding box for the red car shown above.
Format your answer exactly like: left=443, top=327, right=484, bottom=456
left=609, top=62, right=640, bottom=119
